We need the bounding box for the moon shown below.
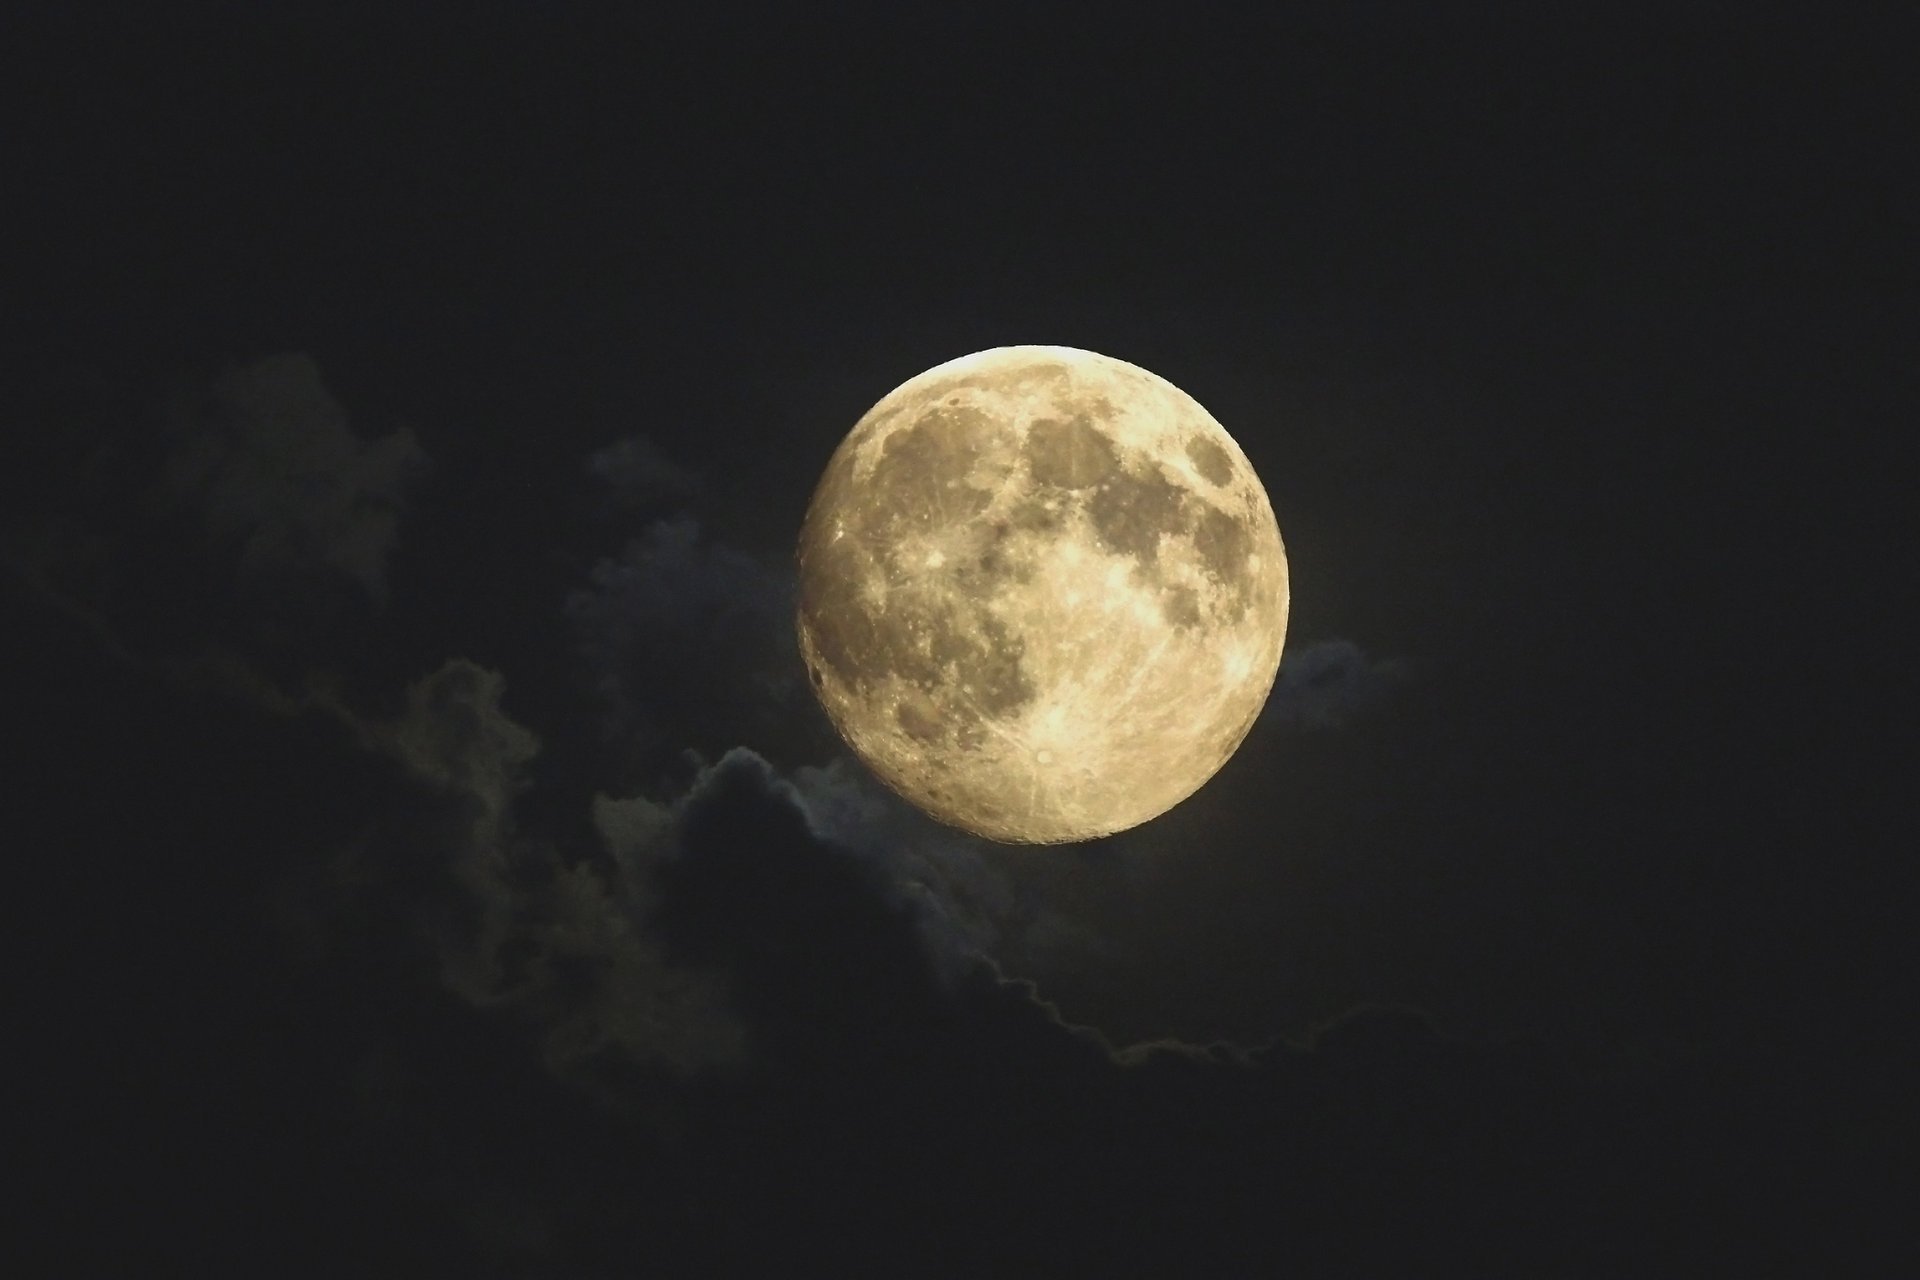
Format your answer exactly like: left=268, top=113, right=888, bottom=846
left=796, top=346, right=1288, bottom=843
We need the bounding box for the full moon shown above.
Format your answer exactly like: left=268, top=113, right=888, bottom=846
left=796, top=346, right=1288, bottom=843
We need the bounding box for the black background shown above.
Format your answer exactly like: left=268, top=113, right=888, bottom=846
left=7, top=5, right=1906, bottom=1275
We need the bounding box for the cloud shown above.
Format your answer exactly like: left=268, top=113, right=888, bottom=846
left=566, top=513, right=802, bottom=764
left=345, top=675, right=1125, bottom=1090
left=273, top=659, right=1123, bottom=1100
left=349, top=660, right=749, bottom=1091
left=140, top=638, right=1643, bottom=1273
left=601, top=745, right=1626, bottom=1274
left=586, top=435, right=700, bottom=515
left=637, top=748, right=1190, bottom=1068
left=786, top=755, right=1115, bottom=981
left=787, top=757, right=1012, bottom=966
left=648, top=750, right=954, bottom=1051
left=1262, top=638, right=1411, bottom=731
left=384, top=659, right=540, bottom=821
left=159, top=352, right=426, bottom=604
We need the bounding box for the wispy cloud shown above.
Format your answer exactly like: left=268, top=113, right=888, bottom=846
left=1263, top=638, right=1411, bottom=731
left=159, top=353, right=427, bottom=604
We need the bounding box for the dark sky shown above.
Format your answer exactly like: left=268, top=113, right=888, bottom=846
left=7, top=5, right=1905, bottom=1275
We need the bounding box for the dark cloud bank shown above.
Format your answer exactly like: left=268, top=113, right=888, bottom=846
left=11, top=353, right=1888, bottom=1277
left=33, top=654, right=1818, bottom=1277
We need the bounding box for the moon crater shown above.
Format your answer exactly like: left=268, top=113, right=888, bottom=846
left=798, top=346, right=1288, bottom=843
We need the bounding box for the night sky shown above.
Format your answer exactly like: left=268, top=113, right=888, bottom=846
left=7, top=6, right=1904, bottom=1275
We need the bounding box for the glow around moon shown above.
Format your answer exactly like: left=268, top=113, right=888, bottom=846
left=796, top=346, right=1288, bottom=843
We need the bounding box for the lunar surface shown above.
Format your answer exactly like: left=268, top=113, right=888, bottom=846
left=796, top=346, right=1288, bottom=843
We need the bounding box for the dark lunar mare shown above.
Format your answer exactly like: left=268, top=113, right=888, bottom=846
left=802, top=390, right=1263, bottom=726
left=799, top=408, right=1038, bottom=748
left=1031, top=425, right=1257, bottom=627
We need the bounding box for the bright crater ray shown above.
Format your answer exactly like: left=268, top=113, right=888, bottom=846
left=796, top=345, right=1289, bottom=843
